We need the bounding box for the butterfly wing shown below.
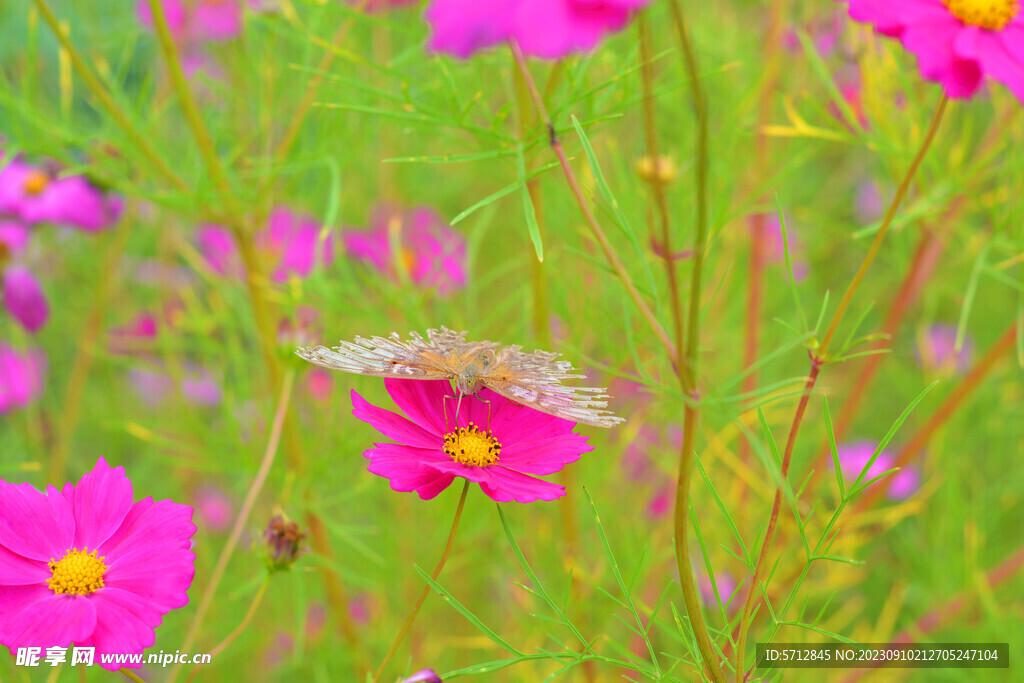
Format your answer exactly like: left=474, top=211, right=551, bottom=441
left=295, top=327, right=498, bottom=381
left=480, top=346, right=625, bottom=428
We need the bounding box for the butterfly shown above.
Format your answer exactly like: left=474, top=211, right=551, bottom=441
left=296, top=327, right=624, bottom=428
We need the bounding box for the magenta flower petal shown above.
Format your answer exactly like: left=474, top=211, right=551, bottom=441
left=352, top=391, right=442, bottom=448
left=0, top=482, right=74, bottom=561
left=355, top=378, right=593, bottom=502
left=0, top=586, right=52, bottom=640
left=0, top=459, right=196, bottom=668
left=0, top=220, right=31, bottom=252
left=197, top=224, right=241, bottom=276
left=137, top=0, right=189, bottom=39
left=383, top=379, right=450, bottom=435
left=3, top=266, right=49, bottom=333
left=81, top=588, right=161, bottom=670
left=4, top=593, right=97, bottom=649
left=512, top=0, right=631, bottom=59
left=425, top=0, right=517, bottom=58
left=67, top=457, right=134, bottom=549
left=0, top=544, right=49, bottom=585
left=40, top=176, right=121, bottom=231
left=0, top=344, right=46, bottom=412
left=844, top=0, right=1024, bottom=102
left=194, top=0, right=243, bottom=41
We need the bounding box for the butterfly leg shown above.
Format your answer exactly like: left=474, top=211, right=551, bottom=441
left=443, top=392, right=466, bottom=434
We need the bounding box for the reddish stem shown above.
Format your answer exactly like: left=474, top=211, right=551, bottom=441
left=732, top=354, right=823, bottom=679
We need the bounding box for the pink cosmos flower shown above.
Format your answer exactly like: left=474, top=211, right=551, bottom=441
left=0, top=458, right=196, bottom=670
left=404, top=670, right=443, bottom=683
left=844, top=0, right=1024, bottom=103
left=835, top=441, right=920, bottom=500
left=193, top=485, right=234, bottom=532
left=425, top=0, right=654, bottom=60
left=1, top=221, right=48, bottom=334
left=343, top=204, right=467, bottom=295
left=698, top=571, right=737, bottom=609
left=0, top=158, right=122, bottom=231
left=198, top=207, right=334, bottom=283
left=916, top=323, right=973, bottom=374
left=750, top=214, right=808, bottom=282
left=0, top=343, right=46, bottom=413
left=137, top=0, right=243, bottom=43
left=352, top=378, right=593, bottom=502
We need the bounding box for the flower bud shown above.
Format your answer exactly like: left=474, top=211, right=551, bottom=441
left=636, top=155, right=677, bottom=185
left=262, top=514, right=307, bottom=571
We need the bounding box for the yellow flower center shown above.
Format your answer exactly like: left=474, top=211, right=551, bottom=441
left=443, top=422, right=501, bottom=467
left=22, top=170, right=49, bottom=195
left=47, top=548, right=108, bottom=596
left=945, top=0, right=1019, bottom=29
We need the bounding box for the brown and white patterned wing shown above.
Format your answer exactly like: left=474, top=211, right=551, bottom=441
left=483, top=377, right=624, bottom=428
left=296, top=330, right=454, bottom=379
left=479, top=347, right=624, bottom=427
left=295, top=327, right=500, bottom=380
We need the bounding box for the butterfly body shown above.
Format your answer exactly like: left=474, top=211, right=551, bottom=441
left=296, top=327, right=624, bottom=428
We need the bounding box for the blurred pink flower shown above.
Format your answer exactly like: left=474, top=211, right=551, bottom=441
left=698, top=571, right=737, bottom=609
left=347, top=593, right=375, bottom=626
left=0, top=343, right=46, bottom=413
left=193, top=485, right=234, bottom=532
left=835, top=441, right=920, bottom=500
left=783, top=12, right=843, bottom=57
left=754, top=213, right=808, bottom=282
left=0, top=457, right=196, bottom=671
left=843, top=0, right=1024, bottom=103
left=304, top=368, right=334, bottom=402
left=342, top=204, right=467, bottom=295
left=348, top=0, right=419, bottom=12
left=916, top=323, right=973, bottom=375
left=403, top=670, right=442, bottom=683
left=352, top=378, right=593, bottom=502
left=198, top=207, right=334, bottom=283
left=854, top=180, right=886, bottom=224
left=425, top=0, right=653, bottom=60
left=2, top=266, right=48, bottom=334
left=0, top=158, right=122, bottom=231
left=137, top=0, right=243, bottom=43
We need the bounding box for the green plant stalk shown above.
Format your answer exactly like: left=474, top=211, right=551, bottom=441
left=146, top=1, right=361, bottom=655
left=638, top=14, right=683, bottom=362
left=48, top=218, right=133, bottom=482
left=30, top=0, right=189, bottom=192
left=819, top=96, right=949, bottom=354
left=508, top=41, right=678, bottom=365
left=731, top=95, right=949, bottom=679
left=120, top=668, right=145, bottom=682
left=371, top=479, right=471, bottom=682
left=185, top=576, right=272, bottom=682
left=145, top=0, right=228, bottom=192
left=169, top=371, right=295, bottom=683
left=667, top=3, right=726, bottom=682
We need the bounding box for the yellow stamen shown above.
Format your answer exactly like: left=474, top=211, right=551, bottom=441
left=945, top=0, right=1019, bottom=29
left=22, top=170, right=49, bottom=196
left=443, top=422, right=501, bottom=467
left=47, top=547, right=108, bottom=595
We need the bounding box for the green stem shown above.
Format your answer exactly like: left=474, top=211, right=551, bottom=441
left=371, top=480, right=471, bottom=682
left=184, top=576, right=272, bottom=682
left=169, top=371, right=295, bottom=683
left=119, top=668, right=146, bottom=682
left=507, top=41, right=678, bottom=364
left=667, top=4, right=725, bottom=682
left=144, top=0, right=228, bottom=192
left=49, top=217, right=132, bottom=482
left=30, top=0, right=188, bottom=191
left=819, top=95, right=948, bottom=356
left=732, top=95, right=949, bottom=679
